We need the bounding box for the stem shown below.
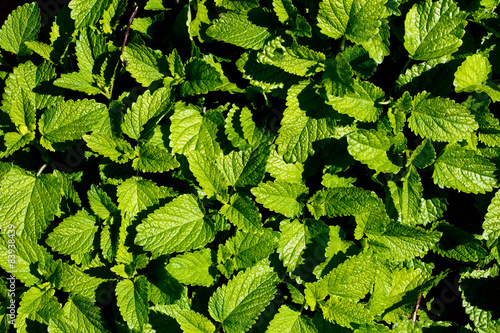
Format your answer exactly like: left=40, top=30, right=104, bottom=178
left=340, top=36, right=346, bottom=52
left=121, top=6, right=139, bottom=61
left=36, top=164, right=47, bottom=177
left=399, top=58, right=411, bottom=78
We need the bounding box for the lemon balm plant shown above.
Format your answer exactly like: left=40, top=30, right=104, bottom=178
left=0, top=0, right=500, bottom=331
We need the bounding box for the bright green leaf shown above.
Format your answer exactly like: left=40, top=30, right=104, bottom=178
left=166, top=248, right=216, bottom=287
left=251, top=180, right=308, bottom=218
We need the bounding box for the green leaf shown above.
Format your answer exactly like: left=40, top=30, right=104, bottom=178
left=408, top=138, right=436, bottom=169
left=347, top=129, right=401, bottom=174
left=266, top=147, right=304, bottom=183
left=116, top=176, right=162, bottom=219
left=0, top=3, right=40, bottom=56
left=433, top=143, right=497, bottom=194
left=276, top=81, right=335, bottom=163
left=433, top=221, right=488, bottom=262
left=45, top=210, right=98, bottom=265
left=54, top=72, right=103, bottom=95
left=133, top=143, right=179, bottom=173
left=0, top=167, right=61, bottom=237
left=208, top=260, right=279, bottom=333
left=122, top=43, right=167, bottom=87
left=0, top=132, right=35, bottom=158
left=15, top=283, right=62, bottom=332
left=216, top=144, right=270, bottom=187
left=267, top=305, right=318, bottom=333
left=408, top=92, right=478, bottom=143
left=50, top=295, right=110, bottom=333
left=453, top=54, right=500, bottom=102
left=317, top=0, right=388, bottom=44
left=483, top=189, right=500, bottom=242
left=2, top=61, right=62, bottom=134
left=220, top=194, right=262, bottom=232
left=115, top=276, right=149, bottom=332
left=39, top=99, right=107, bottom=151
left=404, top=0, right=467, bottom=60
left=187, top=151, right=229, bottom=197
left=320, top=295, right=373, bottom=329
left=206, top=12, right=272, bottom=50
left=170, top=102, right=221, bottom=158
left=83, top=133, right=135, bottom=164
left=166, top=248, right=216, bottom=287
left=277, top=219, right=309, bottom=272
left=257, top=37, right=325, bottom=77
left=388, top=165, right=423, bottom=226
left=69, top=0, right=113, bottom=29
left=367, top=223, right=442, bottom=261
left=135, top=194, right=215, bottom=255
left=152, top=304, right=216, bottom=333
left=251, top=180, right=308, bottom=218
left=180, top=58, right=223, bottom=97
left=326, top=80, right=384, bottom=122
left=272, top=0, right=298, bottom=23
left=24, top=40, right=52, bottom=61
left=217, top=229, right=279, bottom=276
left=122, top=87, right=173, bottom=140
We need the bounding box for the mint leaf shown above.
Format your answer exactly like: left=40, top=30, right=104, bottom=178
left=39, top=99, right=107, bottom=151
left=166, top=248, right=216, bottom=287
left=277, top=219, right=309, bottom=272
left=45, top=210, right=98, bottom=265
left=135, top=194, right=214, bottom=255
left=267, top=305, right=317, bottom=333
left=187, top=151, right=229, bottom=197
left=408, top=92, right=478, bottom=142
left=317, top=0, right=387, bottom=44
left=51, top=296, right=110, bottom=332
left=266, top=147, right=304, bottom=183
left=483, top=189, right=500, bottom=242
left=320, top=295, right=373, bottom=328
left=116, top=176, right=162, bottom=219
left=133, top=143, right=179, bottom=173
left=251, top=180, right=308, bottom=218
left=0, top=3, right=40, bottom=56
left=433, top=143, right=497, bottom=194
left=15, top=283, right=62, bottom=332
left=208, top=260, right=279, bottom=333
left=454, top=54, right=500, bottom=102
left=153, top=304, right=216, bottom=333
left=220, top=194, right=262, bottom=232
left=69, top=0, right=113, bottom=29
left=0, top=132, right=35, bottom=158
left=347, top=129, right=401, bottom=174
left=115, top=276, right=149, bottom=332
left=122, top=43, right=167, bottom=87
left=180, top=58, right=223, bottom=97
left=404, top=0, right=467, bottom=60
left=84, top=133, right=135, bottom=164
left=0, top=167, right=61, bottom=237
left=54, top=72, right=104, bottom=96
left=122, top=87, right=173, bottom=140
left=388, top=165, right=423, bottom=226
left=206, top=12, right=272, bottom=50
left=216, top=145, right=269, bottom=188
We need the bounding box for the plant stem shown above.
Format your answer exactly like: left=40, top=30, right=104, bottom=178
left=36, top=164, right=47, bottom=177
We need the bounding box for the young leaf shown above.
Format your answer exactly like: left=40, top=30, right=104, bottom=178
left=116, top=276, right=149, bottom=332
left=122, top=87, right=173, bottom=140
left=266, top=147, right=304, bottom=183
left=317, top=0, right=388, bottom=44
left=121, top=43, right=167, bottom=87
left=15, top=283, right=62, bottom=332
left=180, top=58, right=223, bottom=97
left=347, top=129, right=401, bottom=174
left=166, top=248, right=216, bottom=287
left=69, top=0, right=113, bottom=29
left=153, top=304, right=216, bottom=333
left=83, top=133, right=135, bottom=164
left=408, top=92, right=478, bottom=143
left=220, top=194, right=262, bottom=232
left=454, top=54, right=500, bottom=102
left=483, top=189, right=500, bottom=242
left=320, top=295, right=373, bottom=328
left=39, top=99, right=108, bottom=151
left=389, top=165, right=423, bottom=226
left=54, top=71, right=104, bottom=95
left=135, top=194, right=215, bottom=255
left=0, top=167, right=61, bottom=237
left=208, top=260, right=279, bottom=333
left=0, top=2, right=40, bottom=56
left=116, top=176, right=162, bottom=219
left=251, top=180, right=308, bottom=218
left=433, top=143, right=497, bottom=194
left=133, top=143, right=180, bottom=173
left=206, top=12, right=272, bottom=50
left=187, top=151, right=229, bottom=197
left=404, top=0, right=467, bottom=60
left=277, top=219, right=309, bottom=272
left=45, top=210, right=98, bottom=265
left=267, top=304, right=317, bottom=333
left=51, top=295, right=110, bottom=332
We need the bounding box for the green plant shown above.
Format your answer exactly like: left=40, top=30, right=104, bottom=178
left=0, top=0, right=499, bottom=331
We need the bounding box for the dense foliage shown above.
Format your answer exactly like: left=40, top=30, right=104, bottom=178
left=0, top=0, right=500, bottom=331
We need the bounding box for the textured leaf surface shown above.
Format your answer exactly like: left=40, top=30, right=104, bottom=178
left=433, top=144, right=497, bottom=194
left=404, top=0, right=467, bottom=60
left=116, top=177, right=162, bottom=219
left=45, top=210, right=97, bottom=262
left=251, top=180, right=308, bottom=218
left=69, top=0, right=113, bottom=29
left=216, top=145, right=269, bottom=187
left=122, top=43, right=167, bottom=87
left=321, top=295, right=373, bottom=329
left=266, top=148, right=304, bottom=183
left=187, top=151, right=229, bottom=197
left=454, top=54, right=491, bottom=92
left=15, top=284, right=62, bottom=332
left=180, top=58, right=223, bottom=97
left=389, top=165, right=423, bottom=226
left=39, top=99, right=107, bottom=150
left=483, top=190, right=500, bottom=242
left=0, top=3, right=40, bottom=55
left=208, top=261, right=279, bottom=333
left=153, top=305, right=216, bottom=333
left=206, top=12, right=272, bottom=50
left=133, top=143, right=179, bottom=173
left=277, top=219, right=309, bottom=272
left=0, top=167, right=61, bottom=237
left=166, top=248, right=216, bottom=287
left=220, top=194, right=262, bottom=232
left=347, top=129, right=401, bottom=173
left=317, top=0, right=387, bottom=44
left=408, top=92, right=478, bottom=142
left=267, top=305, right=317, bottom=333
left=135, top=194, right=214, bottom=255
left=84, top=134, right=135, bottom=164
left=115, top=276, right=149, bottom=332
